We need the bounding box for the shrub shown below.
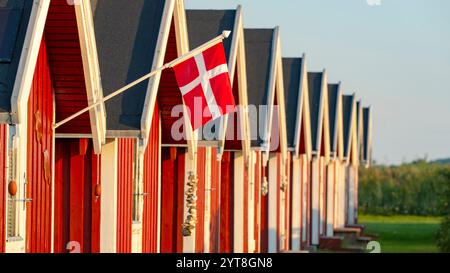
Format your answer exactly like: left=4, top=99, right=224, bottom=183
left=436, top=170, right=450, bottom=252
left=359, top=162, right=450, bottom=216
left=437, top=216, right=450, bottom=253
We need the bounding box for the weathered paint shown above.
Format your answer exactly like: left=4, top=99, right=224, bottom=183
left=195, top=147, right=207, bottom=253
left=26, top=38, right=54, bottom=253
left=54, top=139, right=101, bottom=253
left=45, top=0, right=91, bottom=134
left=116, top=138, right=135, bottom=253
left=160, top=147, right=185, bottom=253
left=219, top=151, right=234, bottom=253
left=0, top=124, right=6, bottom=253
left=142, top=104, right=160, bottom=253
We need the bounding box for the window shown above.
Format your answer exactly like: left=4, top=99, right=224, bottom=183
left=0, top=1, right=24, bottom=63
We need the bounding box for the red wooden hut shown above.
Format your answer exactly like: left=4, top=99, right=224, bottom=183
left=186, top=6, right=251, bottom=253
left=282, top=55, right=313, bottom=251
left=89, top=0, right=192, bottom=253
left=340, top=94, right=358, bottom=228
left=324, top=83, right=344, bottom=238
left=306, top=71, right=331, bottom=246
left=0, top=0, right=107, bottom=253
left=245, top=27, right=289, bottom=253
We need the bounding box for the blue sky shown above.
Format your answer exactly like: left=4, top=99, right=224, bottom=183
left=185, top=0, right=450, bottom=165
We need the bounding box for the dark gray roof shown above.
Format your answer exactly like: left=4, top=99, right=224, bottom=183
left=307, top=72, right=323, bottom=152
left=328, top=84, right=339, bottom=153
left=244, top=29, right=274, bottom=148
left=0, top=0, right=33, bottom=116
left=92, top=0, right=165, bottom=131
left=282, top=58, right=302, bottom=149
left=342, top=95, right=355, bottom=158
left=363, top=107, right=371, bottom=162
left=186, top=10, right=235, bottom=63
left=186, top=9, right=236, bottom=142
left=356, top=100, right=361, bottom=133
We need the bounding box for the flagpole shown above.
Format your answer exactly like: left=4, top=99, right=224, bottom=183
left=53, top=30, right=232, bottom=129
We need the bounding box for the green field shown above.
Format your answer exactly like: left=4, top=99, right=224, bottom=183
left=359, top=215, right=442, bottom=253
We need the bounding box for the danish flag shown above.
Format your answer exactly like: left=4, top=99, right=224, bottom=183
left=172, top=42, right=236, bottom=130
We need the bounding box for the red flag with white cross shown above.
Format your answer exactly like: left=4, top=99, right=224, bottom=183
left=172, top=42, right=236, bottom=130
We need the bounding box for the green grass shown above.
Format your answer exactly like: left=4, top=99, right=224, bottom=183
left=359, top=214, right=442, bottom=253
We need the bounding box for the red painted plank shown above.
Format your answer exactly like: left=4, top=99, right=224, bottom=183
left=160, top=147, right=185, bottom=253
left=158, top=21, right=187, bottom=146
left=69, top=140, right=86, bottom=249
left=116, top=139, right=135, bottom=253
left=219, top=152, right=234, bottom=253
left=53, top=139, right=101, bottom=253
left=142, top=104, right=160, bottom=253
left=26, top=38, right=54, bottom=253
left=44, top=1, right=91, bottom=134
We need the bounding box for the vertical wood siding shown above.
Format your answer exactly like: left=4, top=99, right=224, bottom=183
left=195, top=148, right=206, bottom=252
left=45, top=0, right=91, bottom=134
left=116, top=138, right=135, bottom=253
left=219, top=151, right=234, bottom=253
left=158, top=21, right=186, bottom=145
left=260, top=161, right=268, bottom=253
left=26, top=38, right=54, bottom=253
left=209, top=148, right=221, bottom=252
left=224, top=69, right=242, bottom=150
left=54, top=139, right=101, bottom=253
left=142, top=104, right=160, bottom=253
left=160, top=147, right=185, bottom=253
left=0, top=124, right=6, bottom=253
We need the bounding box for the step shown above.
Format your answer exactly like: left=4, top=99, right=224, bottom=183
left=319, top=236, right=344, bottom=251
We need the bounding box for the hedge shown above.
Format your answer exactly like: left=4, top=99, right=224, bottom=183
left=358, top=161, right=450, bottom=216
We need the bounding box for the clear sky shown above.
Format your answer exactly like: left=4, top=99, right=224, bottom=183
left=186, top=0, right=450, bottom=165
